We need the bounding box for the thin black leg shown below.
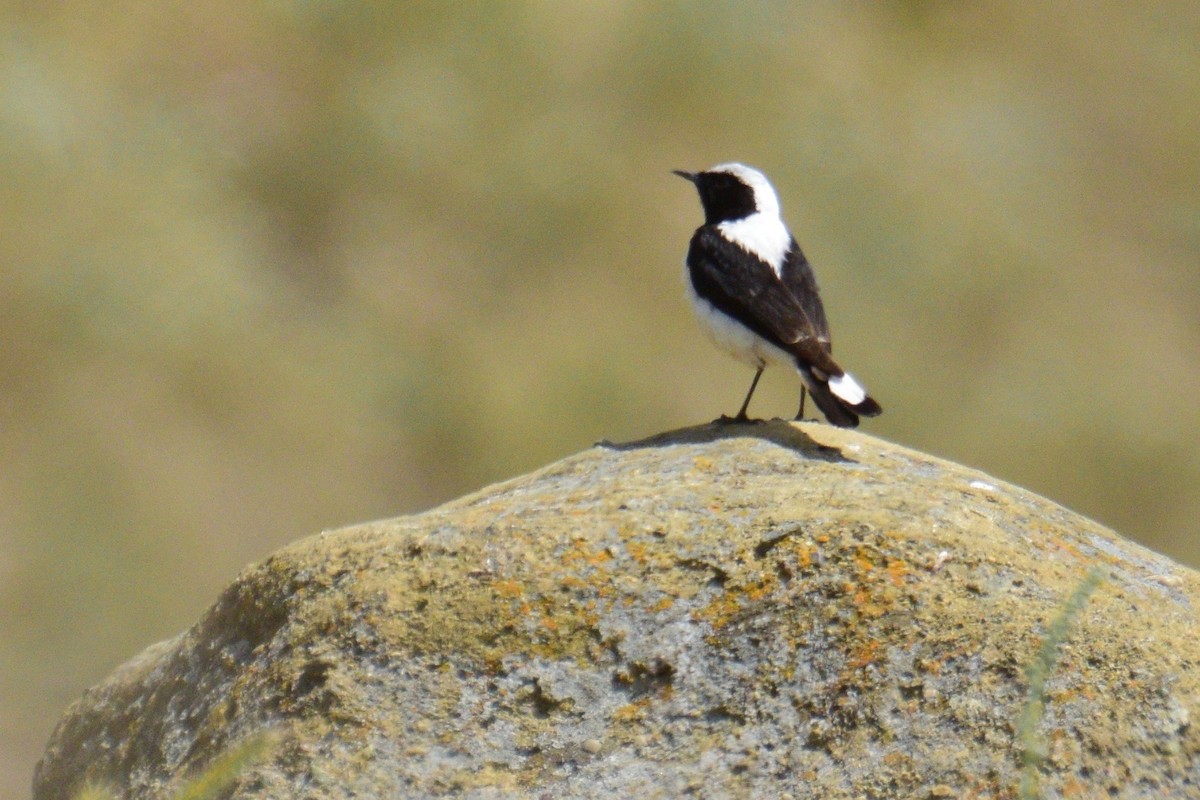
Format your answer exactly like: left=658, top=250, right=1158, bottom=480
left=794, top=386, right=808, bottom=421
left=734, top=367, right=764, bottom=421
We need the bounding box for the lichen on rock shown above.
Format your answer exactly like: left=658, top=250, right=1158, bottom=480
left=34, top=422, right=1200, bottom=799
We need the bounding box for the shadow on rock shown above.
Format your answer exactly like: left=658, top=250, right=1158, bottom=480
left=597, top=419, right=850, bottom=462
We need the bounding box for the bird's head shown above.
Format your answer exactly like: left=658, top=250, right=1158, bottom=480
left=673, top=163, right=781, bottom=225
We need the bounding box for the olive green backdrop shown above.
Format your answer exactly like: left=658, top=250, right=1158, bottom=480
left=3, top=2, right=1198, bottom=794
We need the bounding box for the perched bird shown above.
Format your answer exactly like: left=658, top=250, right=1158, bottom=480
left=674, top=163, right=882, bottom=427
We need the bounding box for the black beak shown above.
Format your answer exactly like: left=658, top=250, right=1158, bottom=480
left=672, top=170, right=698, bottom=183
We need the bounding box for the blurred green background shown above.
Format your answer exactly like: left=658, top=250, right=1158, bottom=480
left=4, top=1, right=1199, bottom=793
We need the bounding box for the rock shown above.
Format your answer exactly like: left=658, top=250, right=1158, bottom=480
left=34, top=422, right=1200, bottom=799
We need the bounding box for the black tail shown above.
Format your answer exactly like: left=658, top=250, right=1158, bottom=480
left=801, top=370, right=882, bottom=429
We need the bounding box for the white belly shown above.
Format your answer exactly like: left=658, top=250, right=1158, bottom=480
left=684, top=270, right=795, bottom=371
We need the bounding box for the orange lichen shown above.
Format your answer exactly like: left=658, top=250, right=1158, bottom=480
left=696, top=592, right=742, bottom=630
left=1062, top=777, right=1088, bottom=797
left=586, top=549, right=614, bottom=566
left=1047, top=535, right=1087, bottom=562
left=791, top=542, right=814, bottom=569
left=625, top=541, right=648, bottom=563
left=494, top=580, right=524, bottom=598
left=847, top=640, right=880, bottom=669
left=886, top=558, right=909, bottom=587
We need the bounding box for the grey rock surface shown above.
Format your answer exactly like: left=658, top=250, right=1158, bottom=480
left=34, top=422, right=1200, bottom=798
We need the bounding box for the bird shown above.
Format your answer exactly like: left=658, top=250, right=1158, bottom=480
left=674, top=162, right=882, bottom=428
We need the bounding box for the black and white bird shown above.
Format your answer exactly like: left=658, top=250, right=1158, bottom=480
left=675, top=163, right=882, bottom=428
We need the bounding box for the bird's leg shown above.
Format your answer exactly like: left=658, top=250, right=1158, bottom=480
left=726, top=367, right=763, bottom=423
left=794, top=386, right=808, bottom=421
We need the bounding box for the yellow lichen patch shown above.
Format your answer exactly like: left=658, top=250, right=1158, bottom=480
left=651, top=596, right=674, bottom=612
left=494, top=580, right=524, bottom=599
left=695, top=573, right=781, bottom=630
left=886, top=558, right=909, bottom=587
left=612, top=696, right=653, bottom=722
left=696, top=591, right=742, bottom=630
left=744, top=578, right=776, bottom=602
left=585, top=548, right=614, bottom=567
left=451, top=764, right=520, bottom=791
left=558, top=539, right=617, bottom=570
left=851, top=593, right=888, bottom=619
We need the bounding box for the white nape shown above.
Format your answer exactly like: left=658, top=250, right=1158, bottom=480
left=717, top=214, right=791, bottom=274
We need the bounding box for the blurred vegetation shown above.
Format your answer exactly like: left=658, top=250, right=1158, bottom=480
left=1017, top=567, right=1106, bottom=800
left=72, top=729, right=278, bottom=800
left=3, top=1, right=1198, bottom=794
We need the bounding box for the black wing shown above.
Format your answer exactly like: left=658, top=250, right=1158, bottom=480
left=686, top=227, right=839, bottom=374
left=779, top=241, right=831, bottom=349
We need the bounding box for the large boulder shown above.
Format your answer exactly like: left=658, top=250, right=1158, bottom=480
left=34, top=422, right=1200, bottom=798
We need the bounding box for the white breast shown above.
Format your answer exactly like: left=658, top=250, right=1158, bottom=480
left=683, top=264, right=796, bottom=370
